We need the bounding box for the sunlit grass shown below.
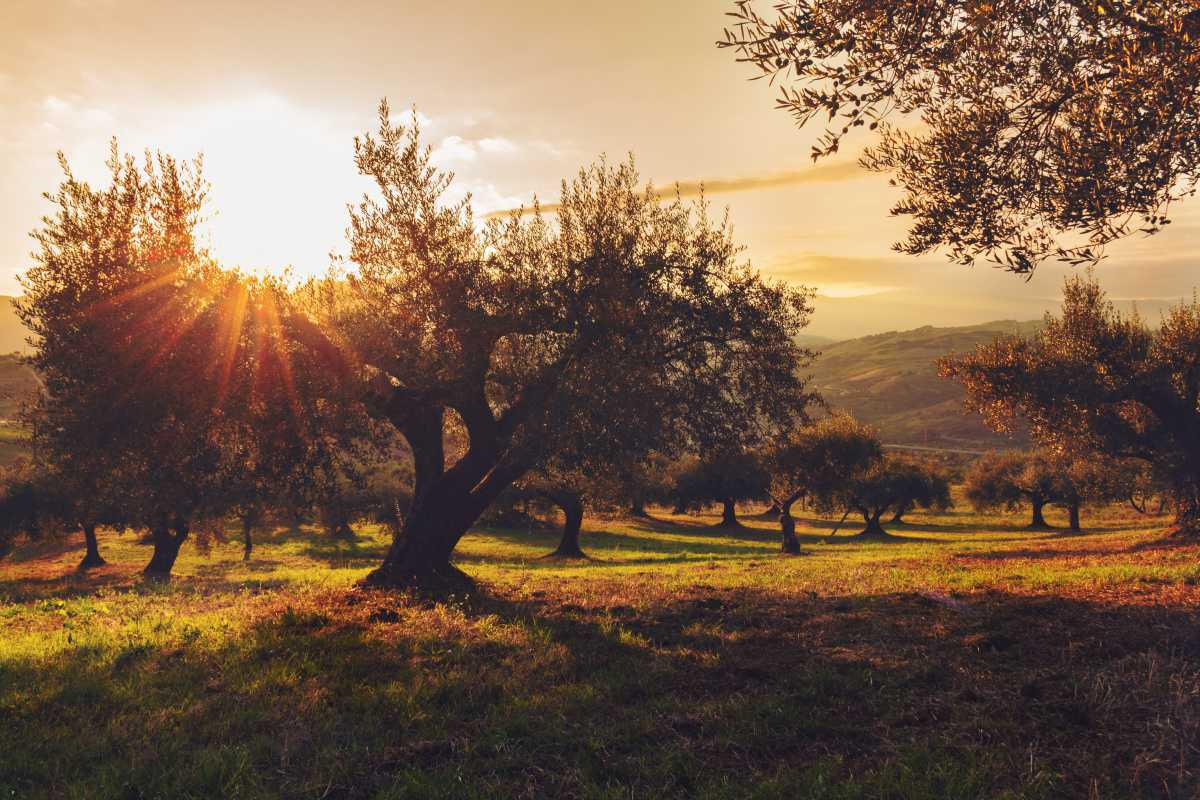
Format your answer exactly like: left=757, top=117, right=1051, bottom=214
left=1, top=504, right=1198, bottom=798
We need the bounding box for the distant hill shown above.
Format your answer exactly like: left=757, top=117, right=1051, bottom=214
left=797, top=332, right=839, bottom=349
left=0, top=297, right=29, bottom=355
left=0, top=354, right=39, bottom=420
left=809, top=320, right=1041, bottom=450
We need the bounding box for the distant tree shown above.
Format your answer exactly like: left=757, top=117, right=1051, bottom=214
left=721, top=1, right=1200, bottom=272
left=617, top=453, right=675, bottom=519
left=0, top=460, right=49, bottom=559
left=1049, top=454, right=1126, bottom=532
left=964, top=451, right=1060, bottom=529
left=673, top=450, right=772, bottom=529
left=889, top=457, right=953, bottom=524
left=942, top=274, right=1200, bottom=537
left=811, top=454, right=943, bottom=540
left=767, top=413, right=882, bottom=553
left=303, top=103, right=817, bottom=589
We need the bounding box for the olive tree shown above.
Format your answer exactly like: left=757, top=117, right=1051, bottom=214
left=721, top=1, right=1200, bottom=272
left=942, top=274, right=1200, bottom=536
left=305, top=103, right=817, bottom=589
left=767, top=413, right=882, bottom=552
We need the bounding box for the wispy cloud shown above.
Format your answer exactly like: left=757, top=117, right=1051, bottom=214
left=483, top=161, right=864, bottom=219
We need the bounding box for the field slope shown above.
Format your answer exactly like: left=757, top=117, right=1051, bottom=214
left=1, top=504, right=1198, bottom=799
left=810, top=320, right=1042, bottom=450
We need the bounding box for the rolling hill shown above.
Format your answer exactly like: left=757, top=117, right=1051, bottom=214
left=0, top=296, right=29, bottom=355
left=808, top=320, right=1041, bottom=451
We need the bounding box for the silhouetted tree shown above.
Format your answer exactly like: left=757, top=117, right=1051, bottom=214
left=964, top=451, right=1060, bottom=529
left=810, top=454, right=942, bottom=540
left=17, top=144, right=221, bottom=579
left=888, top=457, right=953, bottom=524
left=673, top=451, right=772, bottom=529
left=721, top=1, right=1200, bottom=272
left=768, top=413, right=882, bottom=553
left=304, top=103, right=817, bottom=589
left=942, top=274, right=1200, bottom=536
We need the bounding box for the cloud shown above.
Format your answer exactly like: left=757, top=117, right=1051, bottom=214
left=433, top=134, right=521, bottom=165
left=478, top=137, right=518, bottom=155
left=483, top=160, right=865, bottom=219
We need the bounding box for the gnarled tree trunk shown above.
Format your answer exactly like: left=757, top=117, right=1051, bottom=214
left=891, top=500, right=912, bottom=524
left=144, top=523, right=188, bottom=579
left=542, top=487, right=587, bottom=559
left=718, top=498, right=740, bottom=529
left=629, top=496, right=649, bottom=518
left=364, top=404, right=527, bottom=590
left=1067, top=502, right=1082, bottom=533
left=1029, top=496, right=1051, bottom=529
left=779, top=498, right=801, bottom=555
left=1169, top=487, right=1200, bottom=537
left=855, top=508, right=891, bottom=540
left=242, top=516, right=254, bottom=561
left=78, top=524, right=105, bottom=570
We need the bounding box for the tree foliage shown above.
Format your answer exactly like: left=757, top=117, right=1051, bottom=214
left=309, top=103, right=818, bottom=587
left=18, top=145, right=354, bottom=576
left=767, top=412, right=882, bottom=551
left=942, top=273, right=1200, bottom=535
left=721, top=0, right=1200, bottom=271
left=672, top=451, right=772, bottom=529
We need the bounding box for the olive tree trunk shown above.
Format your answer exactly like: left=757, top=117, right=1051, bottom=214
left=144, top=524, right=188, bottom=580
left=718, top=498, right=740, bottom=529
left=363, top=405, right=528, bottom=590
left=1067, top=502, right=1082, bottom=533
left=1029, top=496, right=1052, bottom=529
left=78, top=524, right=105, bottom=570
left=779, top=497, right=801, bottom=555
left=542, top=488, right=587, bottom=559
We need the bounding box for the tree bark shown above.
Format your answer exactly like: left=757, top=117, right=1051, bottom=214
left=242, top=517, right=254, bottom=561
left=143, top=524, right=188, bottom=580
left=1029, top=497, right=1052, bottom=529
left=1168, top=489, right=1200, bottom=537
left=78, top=524, right=105, bottom=570
left=630, top=496, right=649, bottom=518
left=854, top=509, right=892, bottom=540
left=1067, top=502, right=1082, bottom=533
left=891, top=501, right=912, bottom=524
left=779, top=499, right=801, bottom=554
left=718, top=498, right=740, bottom=529
left=543, top=488, right=587, bottom=559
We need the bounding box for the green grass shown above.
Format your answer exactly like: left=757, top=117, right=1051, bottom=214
left=1, top=504, right=1198, bottom=799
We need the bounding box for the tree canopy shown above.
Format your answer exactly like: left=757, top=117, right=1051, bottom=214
left=721, top=0, right=1200, bottom=272
left=942, top=275, right=1200, bottom=534
left=309, top=103, right=818, bottom=588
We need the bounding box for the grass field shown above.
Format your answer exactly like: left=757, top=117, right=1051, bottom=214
left=2, top=503, right=1199, bottom=799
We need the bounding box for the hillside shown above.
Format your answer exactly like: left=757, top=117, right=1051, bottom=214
left=0, top=297, right=28, bottom=355
left=809, top=319, right=1041, bottom=450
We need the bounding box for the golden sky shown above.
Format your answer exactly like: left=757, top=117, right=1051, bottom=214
left=3, top=0, right=1199, bottom=339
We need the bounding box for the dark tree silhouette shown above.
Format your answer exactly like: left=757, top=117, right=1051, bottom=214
left=721, top=1, right=1200, bottom=271
left=810, top=454, right=944, bottom=540
left=942, top=274, right=1200, bottom=536
left=768, top=413, right=882, bottom=553
left=887, top=457, right=953, bottom=524
left=964, top=451, right=1060, bottom=529
left=673, top=451, right=772, bottom=530
left=306, top=103, right=817, bottom=589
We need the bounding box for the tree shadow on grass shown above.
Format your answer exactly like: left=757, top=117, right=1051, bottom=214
left=2, top=584, right=1199, bottom=799
left=458, top=524, right=783, bottom=566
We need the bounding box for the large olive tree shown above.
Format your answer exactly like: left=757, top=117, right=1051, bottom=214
left=308, top=103, right=816, bottom=588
